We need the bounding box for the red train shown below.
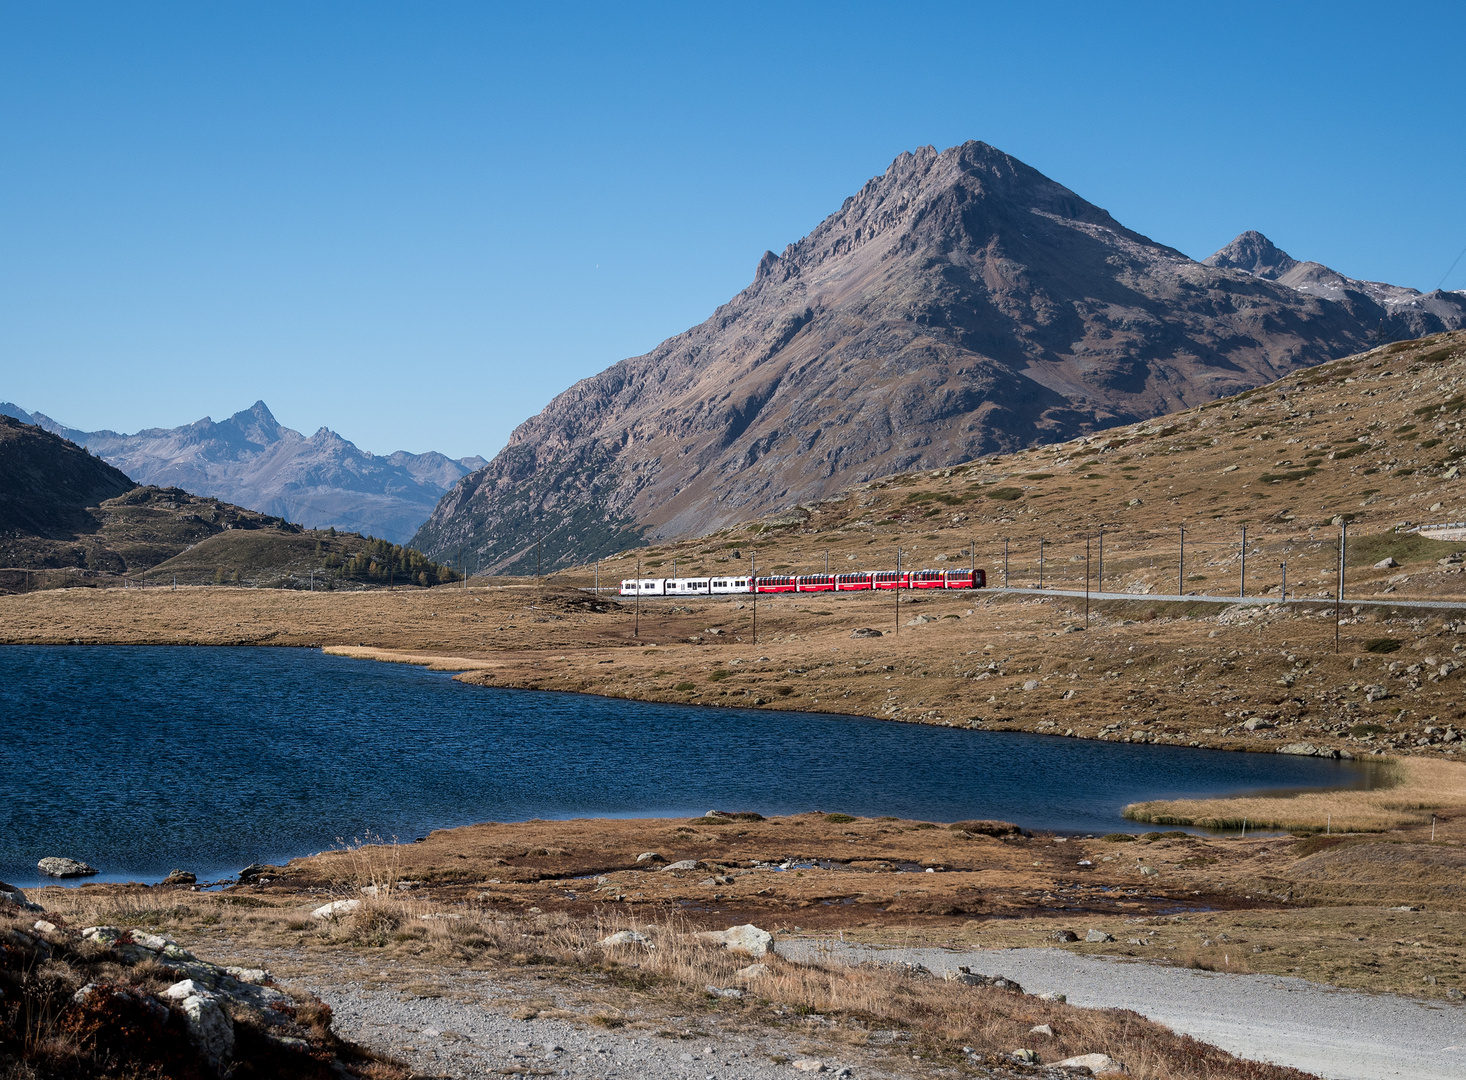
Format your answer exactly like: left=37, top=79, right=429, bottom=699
left=620, top=568, right=984, bottom=596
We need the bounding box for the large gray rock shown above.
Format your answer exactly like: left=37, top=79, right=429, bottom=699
left=310, top=899, right=361, bottom=920
left=599, top=930, right=652, bottom=948
left=697, top=924, right=774, bottom=957
left=163, top=980, right=235, bottom=1068
left=0, top=881, right=44, bottom=913
left=1054, top=1053, right=1129, bottom=1075
left=37, top=856, right=97, bottom=878
left=660, top=859, right=700, bottom=873
left=849, top=627, right=883, bottom=638
left=1086, top=929, right=1115, bottom=942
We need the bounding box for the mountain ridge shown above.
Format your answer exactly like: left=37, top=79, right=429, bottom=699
left=0, top=401, right=486, bottom=544
left=411, top=140, right=1466, bottom=573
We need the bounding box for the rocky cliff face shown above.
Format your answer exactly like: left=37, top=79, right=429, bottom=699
left=0, top=401, right=486, bottom=545
left=413, top=141, right=1466, bottom=572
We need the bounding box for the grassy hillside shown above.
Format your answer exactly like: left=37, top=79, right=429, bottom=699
left=570, top=330, right=1466, bottom=603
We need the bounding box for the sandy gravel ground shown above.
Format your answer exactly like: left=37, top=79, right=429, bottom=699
left=780, top=941, right=1466, bottom=1080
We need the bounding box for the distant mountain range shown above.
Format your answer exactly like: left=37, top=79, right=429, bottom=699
left=0, top=401, right=486, bottom=545
left=411, top=140, right=1466, bottom=573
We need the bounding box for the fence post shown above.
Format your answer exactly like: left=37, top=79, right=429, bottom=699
left=1178, top=526, right=1186, bottom=596
left=1240, top=525, right=1246, bottom=598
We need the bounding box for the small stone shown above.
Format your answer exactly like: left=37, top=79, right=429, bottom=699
left=1011, top=1048, right=1039, bottom=1064
left=1243, top=717, right=1275, bottom=730
left=791, top=1059, right=825, bottom=1072
left=1054, top=1053, right=1129, bottom=1075
left=661, top=859, right=700, bottom=872
left=1139, top=866, right=1158, bottom=877
left=1037, top=990, right=1067, bottom=1002
left=635, top=851, right=663, bottom=863
left=33, top=920, right=57, bottom=934
left=705, top=985, right=744, bottom=998
left=1446, top=987, right=1463, bottom=1000
left=310, top=899, right=361, bottom=920
left=37, top=856, right=97, bottom=878
left=1049, top=930, right=1079, bottom=943
left=1086, top=929, right=1115, bottom=942
left=1029, top=1024, right=1054, bottom=1037
left=734, top=963, right=769, bottom=980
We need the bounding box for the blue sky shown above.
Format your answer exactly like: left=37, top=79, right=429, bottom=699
left=2, top=2, right=1463, bottom=459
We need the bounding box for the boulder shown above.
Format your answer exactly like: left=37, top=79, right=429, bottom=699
left=1036, top=990, right=1067, bottom=1002
left=635, top=851, right=664, bottom=863
left=696, top=923, right=773, bottom=957
left=1049, top=930, right=1079, bottom=943
left=1030, top=1024, right=1054, bottom=1036
left=1242, top=717, right=1275, bottom=730
left=1011, top=1049, right=1039, bottom=1064
left=850, top=627, right=883, bottom=638
left=37, top=856, right=97, bottom=878
left=163, top=980, right=235, bottom=1068
left=945, top=967, right=1023, bottom=992
left=0, top=881, right=44, bottom=913
left=310, top=899, right=361, bottom=920
left=1375, top=557, right=1399, bottom=569
left=791, top=1059, right=825, bottom=1072
left=162, top=869, right=196, bottom=886
left=734, top=963, right=769, bottom=980
left=599, top=930, right=651, bottom=948
left=661, top=859, right=700, bottom=872
left=1086, top=929, right=1115, bottom=942
left=1054, top=1053, right=1129, bottom=1075
left=1279, top=743, right=1320, bottom=756
left=237, top=863, right=269, bottom=881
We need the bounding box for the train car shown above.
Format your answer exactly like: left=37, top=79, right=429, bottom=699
left=708, top=576, right=752, bottom=594
left=833, top=572, right=873, bottom=591
left=870, top=570, right=905, bottom=590
left=619, top=578, right=666, bottom=596
left=753, top=575, right=799, bottom=593
left=795, top=574, right=836, bottom=592
left=665, top=577, right=712, bottom=596
left=942, top=568, right=986, bottom=588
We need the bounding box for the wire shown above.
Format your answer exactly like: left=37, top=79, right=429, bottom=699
left=1436, top=241, right=1466, bottom=291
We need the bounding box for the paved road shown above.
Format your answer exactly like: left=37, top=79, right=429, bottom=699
left=779, top=941, right=1466, bottom=1080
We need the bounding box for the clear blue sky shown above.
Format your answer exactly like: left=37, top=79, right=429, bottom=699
left=3, top=2, right=1463, bottom=459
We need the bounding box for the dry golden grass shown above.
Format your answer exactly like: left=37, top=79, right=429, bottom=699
left=1124, top=756, right=1466, bottom=832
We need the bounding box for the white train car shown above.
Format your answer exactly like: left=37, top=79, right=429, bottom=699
left=620, top=578, right=666, bottom=596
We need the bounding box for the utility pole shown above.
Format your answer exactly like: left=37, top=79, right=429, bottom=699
left=970, top=536, right=975, bottom=584
left=1177, top=526, right=1186, bottom=596
left=1336, top=521, right=1347, bottom=654
left=634, top=555, right=641, bottom=638
left=1003, top=538, right=1010, bottom=588
left=1084, top=532, right=1091, bottom=629
left=1280, top=561, right=1287, bottom=601
left=895, top=547, right=902, bottom=636
left=309, top=570, right=313, bottom=592
left=1097, top=529, right=1104, bottom=593
left=595, top=559, right=599, bottom=594
left=1240, top=525, right=1247, bottom=598
left=1038, top=537, right=1045, bottom=589
left=750, top=550, right=757, bottom=646
left=824, top=550, right=828, bottom=575
left=536, top=538, right=542, bottom=592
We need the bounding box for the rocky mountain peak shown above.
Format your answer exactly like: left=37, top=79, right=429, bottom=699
left=1204, top=230, right=1301, bottom=280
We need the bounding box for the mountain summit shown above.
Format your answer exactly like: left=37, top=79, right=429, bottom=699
left=412, top=141, right=1466, bottom=573
left=0, top=402, right=487, bottom=544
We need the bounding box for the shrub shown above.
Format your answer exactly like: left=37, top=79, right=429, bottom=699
left=673, top=682, right=696, bottom=691
left=1365, top=638, right=1402, bottom=653
left=1101, top=833, right=1137, bottom=842
left=824, top=813, right=856, bottom=824
left=985, top=487, right=1024, bottom=501
left=709, top=670, right=731, bottom=681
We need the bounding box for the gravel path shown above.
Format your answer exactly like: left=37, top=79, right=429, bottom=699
left=779, top=941, right=1466, bottom=1080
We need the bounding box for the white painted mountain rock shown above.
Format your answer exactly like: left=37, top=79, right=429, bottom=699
left=37, top=856, right=97, bottom=877
left=1054, top=1053, right=1129, bottom=1075
left=697, top=923, right=774, bottom=957
left=599, top=930, right=652, bottom=948
left=310, top=899, right=361, bottom=920
left=163, top=980, right=236, bottom=1068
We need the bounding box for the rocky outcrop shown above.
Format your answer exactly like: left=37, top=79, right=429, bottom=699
left=37, top=856, right=98, bottom=878
left=413, top=141, right=1466, bottom=571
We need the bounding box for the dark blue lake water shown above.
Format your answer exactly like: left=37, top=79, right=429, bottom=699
left=2, top=646, right=1374, bottom=888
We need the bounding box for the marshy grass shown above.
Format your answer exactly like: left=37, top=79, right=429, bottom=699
left=1123, top=757, right=1466, bottom=832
